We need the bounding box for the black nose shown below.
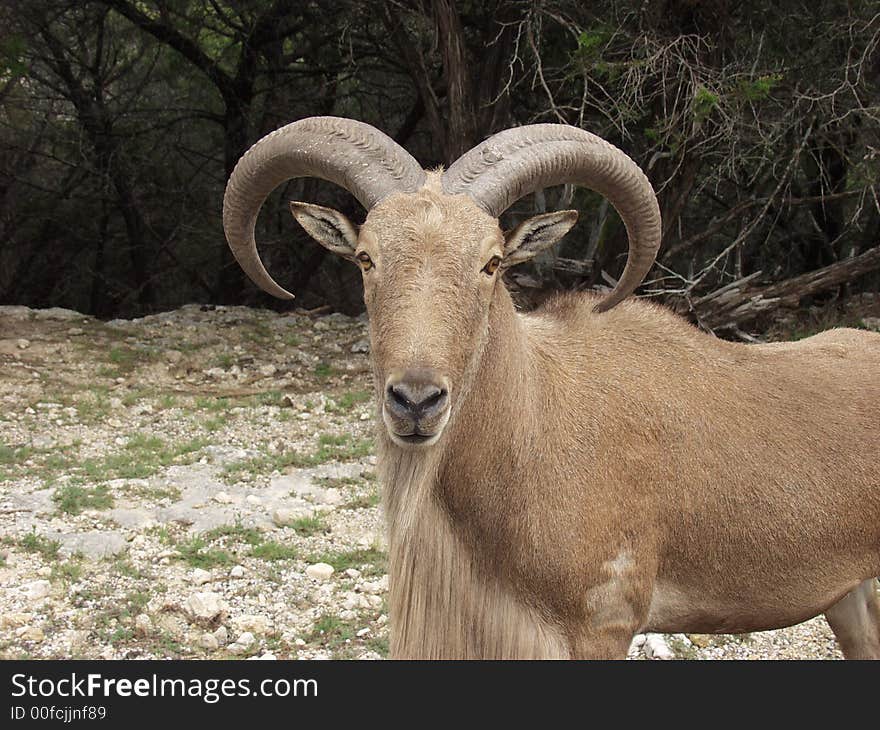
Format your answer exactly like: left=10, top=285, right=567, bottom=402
left=385, top=373, right=448, bottom=420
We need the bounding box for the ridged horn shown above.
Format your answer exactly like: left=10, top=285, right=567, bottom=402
left=442, top=125, right=661, bottom=312
left=223, top=116, right=426, bottom=298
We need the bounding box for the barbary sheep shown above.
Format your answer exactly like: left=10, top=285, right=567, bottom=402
left=222, top=117, right=880, bottom=659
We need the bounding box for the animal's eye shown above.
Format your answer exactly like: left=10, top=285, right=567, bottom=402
left=482, top=256, right=501, bottom=276
left=356, top=252, right=374, bottom=271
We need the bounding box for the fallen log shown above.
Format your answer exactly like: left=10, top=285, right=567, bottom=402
left=684, top=244, right=880, bottom=330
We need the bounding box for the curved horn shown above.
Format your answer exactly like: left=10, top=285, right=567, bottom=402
left=442, top=125, right=660, bottom=312
left=223, top=116, right=426, bottom=298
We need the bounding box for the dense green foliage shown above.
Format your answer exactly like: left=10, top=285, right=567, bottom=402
left=1, top=1, right=878, bottom=325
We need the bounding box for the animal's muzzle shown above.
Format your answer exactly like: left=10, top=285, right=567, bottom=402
left=383, top=369, right=450, bottom=445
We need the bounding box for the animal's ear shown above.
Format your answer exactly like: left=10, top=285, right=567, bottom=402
left=502, top=210, right=578, bottom=268
left=289, top=201, right=359, bottom=261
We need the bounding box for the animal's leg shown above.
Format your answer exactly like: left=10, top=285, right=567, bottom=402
left=565, top=622, right=637, bottom=660
left=566, top=557, right=652, bottom=659
left=565, top=620, right=639, bottom=659
left=824, top=578, right=880, bottom=660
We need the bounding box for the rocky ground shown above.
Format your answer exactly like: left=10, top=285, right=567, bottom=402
left=0, top=301, right=876, bottom=660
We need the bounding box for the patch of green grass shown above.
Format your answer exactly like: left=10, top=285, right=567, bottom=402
left=177, top=537, right=234, bottom=569
left=283, top=333, right=301, bottom=347
left=305, top=613, right=355, bottom=649
left=204, top=416, right=228, bottom=432
left=223, top=437, right=374, bottom=484
left=112, top=558, right=145, bottom=579
left=254, top=390, right=284, bottom=406
left=286, top=515, right=328, bottom=537
left=53, top=483, right=113, bottom=514
left=79, top=434, right=208, bottom=482
left=310, top=547, right=386, bottom=577
left=97, top=345, right=157, bottom=379
left=75, top=393, right=110, bottom=422
left=51, top=560, right=83, bottom=584
left=112, top=590, right=148, bottom=618
left=261, top=635, right=285, bottom=653
left=249, top=540, right=297, bottom=561
left=43, top=452, right=72, bottom=471
left=108, top=347, right=133, bottom=365
left=315, top=474, right=380, bottom=511
left=313, top=363, right=335, bottom=378
left=159, top=394, right=178, bottom=409
left=243, top=321, right=273, bottom=344
left=108, top=627, right=135, bottom=644
left=0, top=444, right=35, bottom=480
left=95, top=591, right=150, bottom=643
left=316, top=476, right=362, bottom=489
left=304, top=613, right=386, bottom=658
left=127, top=433, right=165, bottom=451
left=364, top=635, right=389, bottom=657
left=176, top=339, right=213, bottom=353
left=313, top=434, right=373, bottom=462
left=70, top=587, right=103, bottom=606
left=0, top=442, right=81, bottom=484
left=15, top=532, right=61, bottom=561
left=108, top=346, right=155, bottom=370
left=342, top=492, right=381, bottom=510
left=264, top=565, right=284, bottom=584
left=151, top=631, right=183, bottom=657
left=203, top=523, right=262, bottom=546
left=195, top=396, right=234, bottom=412
left=221, top=453, right=287, bottom=483
left=318, top=434, right=348, bottom=447
left=213, top=353, right=235, bottom=369
left=176, top=523, right=272, bottom=567
left=121, top=480, right=181, bottom=503
left=249, top=390, right=284, bottom=407
left=325, top=390, right=372, bottom=413
left=146, top=525, right=174, bottom=545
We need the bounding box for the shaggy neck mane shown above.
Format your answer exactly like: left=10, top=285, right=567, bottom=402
left=378, top=286, right=568, bottom=659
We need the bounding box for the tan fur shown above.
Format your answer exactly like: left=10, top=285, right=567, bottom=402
left=305, top=174, right=880, bottom=659
left=381, top=445, right=569, bottom=658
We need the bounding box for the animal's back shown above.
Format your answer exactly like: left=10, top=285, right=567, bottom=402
left=524, top=292, right=879, bottom=493
left=525, top=292, right=879, bottom=436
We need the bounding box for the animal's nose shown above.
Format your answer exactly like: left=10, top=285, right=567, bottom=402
left=385, top=371, right=449, bottom=420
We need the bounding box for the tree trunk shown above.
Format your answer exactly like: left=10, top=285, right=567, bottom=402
left=432, top=0, right=476, bottom=161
